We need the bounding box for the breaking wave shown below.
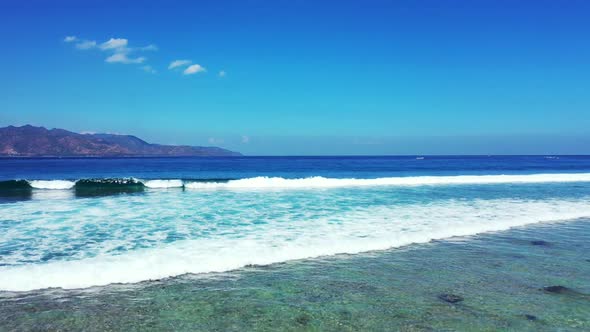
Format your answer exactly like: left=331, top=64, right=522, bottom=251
left=0, top=197, right=589, bottom=291
left=143, top=179, right=184, bottom=188
left=183, top=173, right=590, bottom=189
left=28, top=180, right=76, bottom=190
left=1, top=173, right=590, bottom=193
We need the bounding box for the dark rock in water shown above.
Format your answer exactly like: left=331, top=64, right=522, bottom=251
left=295, top=314, right=311, bottom=325
left=339, top=310, right=352, bottom=320
left=524, top=314, right=537, bottom=321
left=438, top=293, right=464, bottom=304
left=531, top=240, right=551, bottom=246
left=542, top=285, right=570, bottom=294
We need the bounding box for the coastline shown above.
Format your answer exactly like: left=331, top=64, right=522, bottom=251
left=0, top=155, right=244, bottom=159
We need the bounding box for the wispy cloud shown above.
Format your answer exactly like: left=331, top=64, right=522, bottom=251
left=106, top=53, right=146, bottom=64
left=141, top=44, right=158, bottom=51
left=141, top=65, right=157, bottom=74
left=65, top=35, right=155, bottom=68
left=184, top=64, right=206, bottom=75
left=208, top=137, right=224, bottom=145
left=100, top=38, right=128, bottom=51
left=168, top=59, right=191, bottom=69
left=169, top=60, right=207, bottom=76
left=64, top=36, right=223, bottom=79
left=75, top=40, right=97, bottom=50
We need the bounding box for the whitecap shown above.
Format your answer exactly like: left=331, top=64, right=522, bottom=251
left=184, top=173, right=590, bottom=190
left=143, top=179, right=184, bottom=189
left=28, top=180, right=76, bottom=190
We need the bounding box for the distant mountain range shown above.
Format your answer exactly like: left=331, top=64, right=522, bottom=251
left=0, top=125, right=241, bottom=157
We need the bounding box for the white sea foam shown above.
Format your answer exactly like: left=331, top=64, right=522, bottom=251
left=31, top=190, right=75, bottom=201
left=28, top=180, right=76, bottom=190
left=19, top=173, right=590, bottom=191
left=184, top=173, right=590, bottom=190
left=143, top=179, right=184, bottom=189
left=0, top=197, right=589, bottom=291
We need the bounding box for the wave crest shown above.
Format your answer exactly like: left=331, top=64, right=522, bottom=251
left=184, top=173, right=590, bottom=190
left=143, top=180, right=184, bottom=189
left=0, top=173, right=589, bottom=193
left=28, top=180, right=76, bottom=190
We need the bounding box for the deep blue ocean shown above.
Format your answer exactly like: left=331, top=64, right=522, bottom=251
left=2, top=155, right=590, bottom=181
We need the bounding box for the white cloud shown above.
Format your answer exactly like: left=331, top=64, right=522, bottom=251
left=241, top=135, right=250, bottom=143
left=100, top=38, right=128, bottom=50
left=168, top=59, right=191, bottom=69
left=141, top=65, right=156, bottom=74
left=75, top=40, right=97, bottom=50
left=64, top=36, right=222, bottom=77
left=106, top=53, right=145, bottom=64
left=141, top=44, right=158, bottom=51
left=208, top=137, right=224, bottom=145
left=183, top=64, right=206, bottom=75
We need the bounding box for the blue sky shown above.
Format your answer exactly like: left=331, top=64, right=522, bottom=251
left=1, top=0, right=589, bottom=155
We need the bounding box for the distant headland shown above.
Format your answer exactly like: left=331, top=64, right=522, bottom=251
left=0, top=125, right=241, bottom=157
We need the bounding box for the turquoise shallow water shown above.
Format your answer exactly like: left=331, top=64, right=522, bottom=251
left=1, top=181, right=590, bottom=291
left=0, top=219, right=589, bottom=331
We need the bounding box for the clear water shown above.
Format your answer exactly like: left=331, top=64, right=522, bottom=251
left=0, top=156, right=589, bottom=330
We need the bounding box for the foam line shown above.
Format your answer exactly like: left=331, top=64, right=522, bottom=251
left=143, top=180, right=184, bottom=189
left=6, top=173, right=590, bottom=192
left=1, top=197, right=589, bottom=291
left=184, top=173, right=590, bottom=190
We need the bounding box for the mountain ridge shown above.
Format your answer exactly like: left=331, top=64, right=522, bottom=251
left=0, top=125, right=241, bottom=157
